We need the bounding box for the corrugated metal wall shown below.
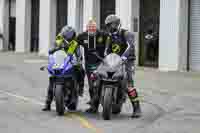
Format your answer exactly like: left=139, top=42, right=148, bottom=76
left=189, top=0, right=200, bottom=71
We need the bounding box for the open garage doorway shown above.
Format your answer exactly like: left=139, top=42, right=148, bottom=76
left=30, top=0, right=39, bottom=52
left=56, top=0, right=68, bottom=34
left=8, top=0, right=16, bottom=51
left=100, top=0, right=115, bottom=29
left=139, top=0, right=160, bottom=67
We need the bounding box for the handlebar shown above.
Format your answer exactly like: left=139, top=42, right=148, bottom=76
left=49, top=41, right=69, bottom=55
left=48, top=47, right=61, bottom=54
left=91, top=52, right=104, bottom=61
left=121, top=59, right=128, bottom=65
left=91, top=52, right=128, bottom=65
left=40, top=66, right=47, bottom=71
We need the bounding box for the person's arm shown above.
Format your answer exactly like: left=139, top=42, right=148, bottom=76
left=76, top=33, right=86, bottom=47
left=104, top=35, right=112, bottom=56
left=48, top=43, right=63, bottom=54
left=121, top=31, right=136, bottom=60
left=0, top=33, right=3, bottom=39
left=48, top=40, right=66, bottom=55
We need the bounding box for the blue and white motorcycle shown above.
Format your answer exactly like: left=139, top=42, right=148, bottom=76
left=41, top=41, right=80, bottom=116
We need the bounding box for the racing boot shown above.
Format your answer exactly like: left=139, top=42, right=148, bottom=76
left=85, top=100, right=98, bottom=113
left=127, top=87, right=142, bottom=118
left=42, top=96, right=52, bottom=111
left=86, top=101, right=92, bottom=105
left=132, top=100, right=142, bottom=118
left=42, top=79, right=53, bottom=111
left=78, top=68, right=85, bottom=97
left=42, top=103, right=51, bottom=111
left=86, top=87, right=93, bottom=105
left=85, top=97, right=99, bottom=113
left=78, top=81, right=84, bottom=97
left=85, top=106, right=98, bottom=113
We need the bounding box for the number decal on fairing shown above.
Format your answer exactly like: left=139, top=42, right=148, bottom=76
left=112, top=44, right=121, bottom=53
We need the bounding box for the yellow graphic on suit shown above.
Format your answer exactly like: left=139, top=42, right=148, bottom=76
left=67, top=40, right=78, bottom=54
left=97, top=37, right=103, bottom=43
left=55, top=32, right=78, bottom=54
left=55, top=34, right=65, bottom=46
left=112, top=44, right=121, bottom=54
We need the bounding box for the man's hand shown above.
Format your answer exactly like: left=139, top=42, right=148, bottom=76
left=121, top=56, right=127, bottom=61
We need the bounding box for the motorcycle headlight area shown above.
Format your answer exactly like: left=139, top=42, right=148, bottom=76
left=51, top=64, right=65, bottom=75
left=98, top=70, right=122, bottom=80
left=52, top=63, right=65, bottom=69
left=98, top=71, right=108, bottom=78
left=112, top=70, right=123, bottom=79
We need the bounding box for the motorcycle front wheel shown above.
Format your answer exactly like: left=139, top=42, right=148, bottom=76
left=55, top=84, right=65, bottom=116
left=67, top=79, right=78, bottom=111
left=102, top=87, right=113, bottom=120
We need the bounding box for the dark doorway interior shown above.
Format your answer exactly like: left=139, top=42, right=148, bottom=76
left=139, top=0, right=160, bottom=67
left=30, top=0, right=40, bottom=52
left=100, top=0, right=115, bottom=30
left=8, top=17, right=15, bottom=51
left=8, top=0, right=16, bottom=51
left=56, top=0, right=68, bottom=34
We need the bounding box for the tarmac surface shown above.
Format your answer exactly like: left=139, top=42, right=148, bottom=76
left=0, top=52, right=200, bottom=133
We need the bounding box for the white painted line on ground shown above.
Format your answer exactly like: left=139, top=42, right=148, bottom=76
left=0, top=90, right=102, bottom=133
left=24, top=59, right=47, bottom=64
left=0, top=90, right=44, bottom=106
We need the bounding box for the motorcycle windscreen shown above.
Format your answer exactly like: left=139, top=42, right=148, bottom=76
left=52, top=50, right=67, bottom=68
left=103, top=53, right=122, bottom=71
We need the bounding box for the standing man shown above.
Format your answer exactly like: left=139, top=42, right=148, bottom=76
left=104, top=15, right=142, bottom=118
left=77, top=19, right=110, bottom=113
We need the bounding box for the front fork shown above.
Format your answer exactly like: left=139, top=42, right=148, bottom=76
left=100, top=84, right=126, bottom=107
left=53, top=82, right=65, bottom=100
left=100, top=86, right=117, bottom=105
left=52, top=79, right=74, bottom=105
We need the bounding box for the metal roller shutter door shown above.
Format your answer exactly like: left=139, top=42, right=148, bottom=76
left=190, top=0, right=200, bottom=71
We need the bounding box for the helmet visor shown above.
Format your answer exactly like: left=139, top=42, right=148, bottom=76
left=106, top=22, right=119, bottom=33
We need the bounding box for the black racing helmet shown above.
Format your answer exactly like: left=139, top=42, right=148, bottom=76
left=59, top=26, right=76, bottom=41
left=56, top=26, right=76, bottom=46
left=105, top=14, right=121, bottom=33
